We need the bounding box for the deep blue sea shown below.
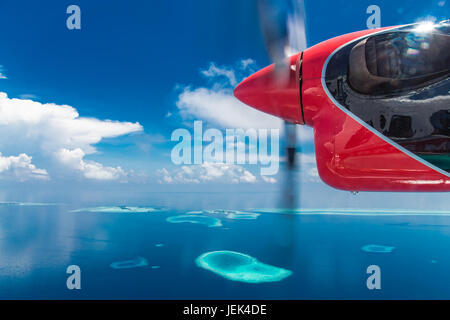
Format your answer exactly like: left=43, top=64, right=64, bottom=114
left=1, top=192, right=450, bottom=300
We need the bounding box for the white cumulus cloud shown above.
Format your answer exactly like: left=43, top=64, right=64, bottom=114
left=56, top=148, right=126, bottom=181
left=175, top=60, right=313, bottom=141
left=201, top=63, right=238, bottom=87
left=177, top=87, right=283, bottom=129
left=157, top=163, right=258, bottom=184
left=0, top=152, right=48, bottom=180
left=0, top=92, right=143, bottom=181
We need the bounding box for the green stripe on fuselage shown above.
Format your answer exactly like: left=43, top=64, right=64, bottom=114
left=419, top=154, right=450, bottom=173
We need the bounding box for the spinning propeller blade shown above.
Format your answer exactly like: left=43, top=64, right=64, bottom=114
left=257, top=0, right=308, bottom=208
left=253, top=0, right=309, bottom=265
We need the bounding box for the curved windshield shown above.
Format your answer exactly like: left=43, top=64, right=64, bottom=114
left=325, top=21, right=450, bottom=173
left=349, top=28, right=450, bottom=94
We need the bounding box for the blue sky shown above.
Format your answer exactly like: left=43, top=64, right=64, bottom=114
left=0, top=0, right=448, bottom=208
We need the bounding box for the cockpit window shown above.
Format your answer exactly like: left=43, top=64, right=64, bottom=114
left=349, top=29, right=450, bottom=95
left=324, top=21, right=450, bottom=173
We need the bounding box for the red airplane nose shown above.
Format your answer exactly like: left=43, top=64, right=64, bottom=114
left=233, top=53, right=303, bottom=124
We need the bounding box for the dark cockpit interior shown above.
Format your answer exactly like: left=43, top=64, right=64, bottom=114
left=325, top=21, right=450, bottom=172
left=348, top=29, right=450, bottom=95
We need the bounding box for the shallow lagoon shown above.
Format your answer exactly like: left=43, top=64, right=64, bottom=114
left=361, top=244, right=395, bottom=253
left=195, top=251, right=292, bottom=283
left=166, top=214, right=223, bottom=227
left=71, top=206, right=166, bottom=213
left=0, top=201, right=450, bottom=299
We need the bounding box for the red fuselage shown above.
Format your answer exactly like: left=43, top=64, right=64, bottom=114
left=234, top=23, right=450, bottom=192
